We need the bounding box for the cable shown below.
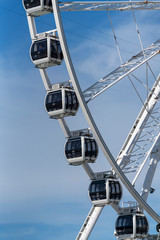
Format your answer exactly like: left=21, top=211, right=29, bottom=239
left=1, top=4, right=160, bottom=63
left=107, top=8, right=160, bottom=127
left=63, top=15, right=140, bottom=47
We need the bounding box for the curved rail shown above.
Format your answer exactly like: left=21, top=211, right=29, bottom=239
left=52, top=0, right=160, bottom=223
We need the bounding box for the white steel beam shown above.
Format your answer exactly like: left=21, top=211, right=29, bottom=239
left=82, top=162, right=96, bottom=179
left=83, top=40, right=160, bottom=103
left=132, top=133, right=160, bottom=186
left=52, top=0, right=160, bottom=224
left=116, top=74, right=160, bottom=170
left=59, top=1, right=160, bottom=11
left=141, top=134, right=160, bottom=202
left=58, top=118, right=71, bottom=138
left=39, top=69, right=52, bottom=91
left=26, top=14, right=37, bottom=40
left=76, top=205, right=104, bottom=240
left=26, top=14, right=52, bottom=91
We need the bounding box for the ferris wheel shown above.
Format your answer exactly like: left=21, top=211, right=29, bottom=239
left=22, top=0, right=160, bottom=239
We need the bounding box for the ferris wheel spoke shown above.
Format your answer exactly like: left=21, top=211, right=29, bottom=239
left=132, top=133, right=160, bottom=186
left=39, top=69, right=52, bottom=90
left=83, top=40, right=160, bottom=103
left=116, top=75, right=160, bottom=176
left=58, top=118, right=72, bottom=137
left=82, top=162, right=96, bottom=179
left=76, top=202, right=122, bottom=240
left=76, top=205, right=104, bottom=240
left=59, top=1, right=160, bottom=12
left=140, top=135, right=160, bottom=202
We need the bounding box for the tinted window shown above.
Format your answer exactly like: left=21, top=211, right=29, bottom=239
left=109, top=180, right=122, bottom=200
left=45, top=90, right=62, bottom=112
left=50, top=39, right=63, bottom=60
left=89, top=180, right=106, bottom=201
left=116, top=215, right=133, bottom=235
left=31, top=39, right=47, bottom=61
left=84, top=138, right=98, bottom=159
left=65, top=91, right=79, bottom=111
left=24, top=0, right=40, bottom=9
left=65, top=137, right=82, bottom=159
left=136, top=216, right=148, bottom=235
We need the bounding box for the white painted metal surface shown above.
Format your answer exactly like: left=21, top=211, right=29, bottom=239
left=141, top=134, right=160, bottom=201
left=83, top=41, right=160, bottom=102
left=116, top=75, right=160, bottom=173
left=59, top=1, right=160, bottom=11
left=23, top=0, right=160, bottom=239
left=52, top=0, right=160, bottom=230
left=76, top=205, right=103, bottom=240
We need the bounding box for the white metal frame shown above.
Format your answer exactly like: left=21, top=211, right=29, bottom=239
left=116, top=75, right=160, bottom=172
left=52, top=0, right=160, bottom=224
left=141, top=134, right=160, bottom=202
left=23, top=0, right=52, bottom=16
left=23, top=1, right=160, bottom=239
left=59, top=1, right=160, bottom=11
left=83, top=41, right=160, bottom=103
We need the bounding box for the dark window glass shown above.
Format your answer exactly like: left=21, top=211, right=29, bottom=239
left=85, top=139, right=91, bottom=158
left=136, top=216, right=148, bottom=235
left=65, top=91, right=72, bottom=110
left=72, top=92, right=79, bottom=110
left=24, top=0, right=40, bottom=9
left=84, top=138, right=98, bottom=160
left=31, top=39, right=47, bottom=61
left=45, top=90, right=62, bottom=112
left=65, top=91, right=79, bottom=111
left=50, top=39, right=63, bottom=61
left=109, top=181, right=122, bottom=200
left=116, top=215, right=133, bottom=235
left=136, top=216, right=142, bottom=234
left=89, top=180, right=106, bottom=201
left=92, top=140, right=98, bottom=158
left=44, top=0, right=52, bottom=7
left=65, top=137, right=82, bottom=159
left=143, top=217, right=148, bottom=234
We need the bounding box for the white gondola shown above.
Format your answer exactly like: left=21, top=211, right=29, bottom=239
left=22, top=0, right=52, bottom=16
left=115, top=213, right=149, bottom=239
left=30, top=36, right=63, bottom=68
left=65, top=135, right=98, bottom=165
left=89, top=177, right=122, bottom=205
left=45, top=86, right=79, bottom=119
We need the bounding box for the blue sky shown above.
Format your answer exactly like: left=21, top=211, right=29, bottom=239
left=0, top=0, right=160, bottom=239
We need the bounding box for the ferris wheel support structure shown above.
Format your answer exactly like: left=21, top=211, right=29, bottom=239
left=117, top=74, right=160, bottom=171
left=141, top=134, right=160, bottom=202
left=51, top=0, right=160, bottom=227
left=76, top=205, right=104, bottom=240
left=24, top=1, right=160, bottom=239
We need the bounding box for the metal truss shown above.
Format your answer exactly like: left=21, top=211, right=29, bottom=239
left=53, top=0, right=160, bottom=226
left=116, top=75, right=160, bottom=178
left=24, top=0, right=160, bottom=239
left=83, top=39, right=160, bottom=103
left=59, top=1, right=160, bottom=11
